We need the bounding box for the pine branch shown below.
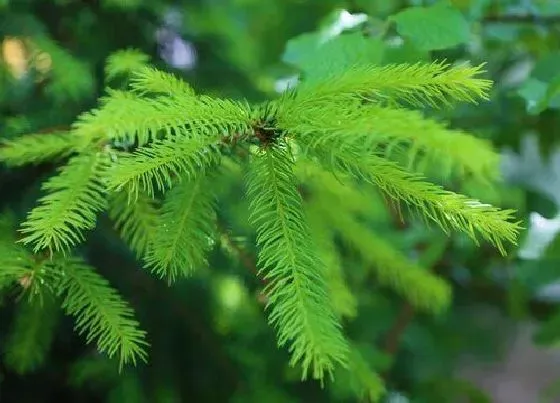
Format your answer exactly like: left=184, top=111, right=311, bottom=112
left=108, top=187, right=159, bottom=258
left=285, top=61, right=491, bottom=111
left=54, top=257, right=148, bottom=368
left=306, top=143, right=521, bottom=255
left=246, top=143, right=349, bottom=381
left=317, top=202, right=451, bottom=313
left=296, top=160, right=386, bottom=219
left=4, top=295, right=59, bottom=374
left=0, top=213, right=56, bottom=298
left=288, top=104, right=499, bottom=181
left=105, top=48, right=150, bottom=81
left=0, top=233, right=47, bottom=298
left=106, top=134, right=221, bottom=197
left=305, top=204, right=357, bottom=319
left=19, top=151, right=108, bottom=253
left=347, top=345, right=386, bottom=402
left=73, top=89, right=252, bottom=146
left=129, top=66, right=195, bottom=97
left=143, top=172, right=217, bottom=282
left=0, top=131, right=79, bottom=167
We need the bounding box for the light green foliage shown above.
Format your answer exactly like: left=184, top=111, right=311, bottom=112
left=311, top=189, right=451, bottom=313
left=306, top=206, right=357, bottom=319
left=0, top=46, right=521, bottom=389
left=74, top=89, right=251, bottom=147
left=390, top=3, right=470, bottom=51
left=54, top=257, right=148, bottom=368
left=285, top=102, right=499, bottom=180
left=130, top=67, right=195, bottom=97
left=0, top=213, right=57, bottom=299
left=144, top=173, right=217, bottom=282
left=4, top=295, right=58, bottom=374
left=0, top=131, right=78, bottom=167
left=0, top=215, right=147, bottom=369
left=306, top=142, right=519, bottom=255
left=345, top=346, right=386, bottom=402
left=20, top=151, right=109, bottom=253
left=288, top=62, right=491, bottom=110
left=108, top=188, right=158, bottom=258
left=4, top=0, right=560, bottom=401
left=105, top=49, right=150, bottom=82
left=107, top=135, right=220, bottom=197
left=246, top=144, right=349, bottom=380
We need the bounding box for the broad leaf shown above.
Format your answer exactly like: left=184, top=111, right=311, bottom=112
left=390, top=3, right=470, bottom=51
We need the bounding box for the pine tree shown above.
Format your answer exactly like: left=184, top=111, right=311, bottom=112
left=0, top=49, right=521, bottom=395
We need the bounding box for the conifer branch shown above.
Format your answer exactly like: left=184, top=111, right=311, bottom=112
left=305, top=205, right=357, bottom=319
left=106, top=134, right=220, bottom=197
left=317, top=202, right=451, bottom=313
left=0, top=132, right=79, bottom=167
left=143, top=172, right=217, bottom=282
left=286, top=61, right=491, bottom=110
left=288, top=104, right=499, bottom=180
left=73, top=89, right=252, bottom=146
left=306, top=143, right=521, bottom=255
left=0, top=54, right=522, bottom=385
left=54, top=257, right=148, bottom=369
left=246, top=143, right=349, bottom=381
left=4, top=295, right=59, bottom=374
left=130, top=66, right=195, bottom=97
left=19, top=151, right=109, bottom=253
left=105, top=49, right=150, bottom=82
left=347, top=345, right=386, bottom=402
left=108, top=187, right=159, bottom=258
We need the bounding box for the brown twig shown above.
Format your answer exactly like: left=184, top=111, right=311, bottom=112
left=216, top=219, right=266, bottom=285
left=382, top=303, right=415, bottom=358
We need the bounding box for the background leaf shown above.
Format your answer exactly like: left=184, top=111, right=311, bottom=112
left=390, top=2, right=470, bottom=51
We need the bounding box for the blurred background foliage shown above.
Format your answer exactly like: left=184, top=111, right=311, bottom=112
left=2, top=0, right=560, bottom=402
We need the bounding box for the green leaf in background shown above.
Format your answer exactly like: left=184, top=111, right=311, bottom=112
left=282, top=32, right=322, bottom=67
left=517, top=78, right=549, bottom=115
left=390, top=2, right=470, bottom=51
left=283, top=33, right=384, bottom=79
left=282, top=8, right=380, bottom=79
left=518, top=52, right=560, bottom=114
left=532, top=52, right=560, bottom=83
